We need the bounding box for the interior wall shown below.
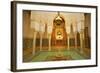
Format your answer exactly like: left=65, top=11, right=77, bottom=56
left=84, top=13, right=91, bottom=37
left=23, top=10, right=34, bottom=38
left=30, top=11, right=84, bottom=35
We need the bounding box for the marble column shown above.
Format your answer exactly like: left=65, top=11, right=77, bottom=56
left=80, top=30, right=84, bottom=53
left=75, top=32, right=77, bottom=49
left=48, top=34, right=51, bottom=51
left=40, top=33, right=43, bottom=51
left=80, top=19, right=85, bottom=53
left=68, top=35, right=70, bottom=50
left=33, top=31, right=37, bottom=55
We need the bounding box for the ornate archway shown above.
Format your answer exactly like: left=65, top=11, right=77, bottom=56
left=51, top=12, right=67, bottom=49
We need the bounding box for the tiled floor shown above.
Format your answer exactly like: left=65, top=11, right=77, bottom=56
left=31, top=50, right=86, bottom=62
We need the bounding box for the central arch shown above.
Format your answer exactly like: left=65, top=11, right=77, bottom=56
left=51, top=12, right=67, bottom=50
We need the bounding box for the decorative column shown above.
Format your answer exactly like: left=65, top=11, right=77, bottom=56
left=77, top=19, right=84, bottom=53
left=66, top=26, right=70, bottom=50
left=67, top=35, right=70, bottom=50
left=80, top=21, right=84, bottom=53
left=48, top=25, right=52, bottom=51
left=80, top=31, right=82, bottom=53
left=39, top=22, right=45, bottom=51
left=31, top=20, right=40, bottom=55
left=75, top=32, right=77, bottom=49
left=80, top=19, right=85, bottom=53
left=74, top=23, right=77, bottom=49
left=40, top=32, right=43, bottom=51
left=80, top=29, right=84, bottom=53
left=33, top=31, right=37, bottom=55
left=48, top=34, right=51, bottom=51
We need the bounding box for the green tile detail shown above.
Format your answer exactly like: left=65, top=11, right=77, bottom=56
left=31, top=50, right=85, bottom=62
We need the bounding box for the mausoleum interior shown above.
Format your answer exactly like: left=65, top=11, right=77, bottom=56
left=23, top=10, right=91, bottom=62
